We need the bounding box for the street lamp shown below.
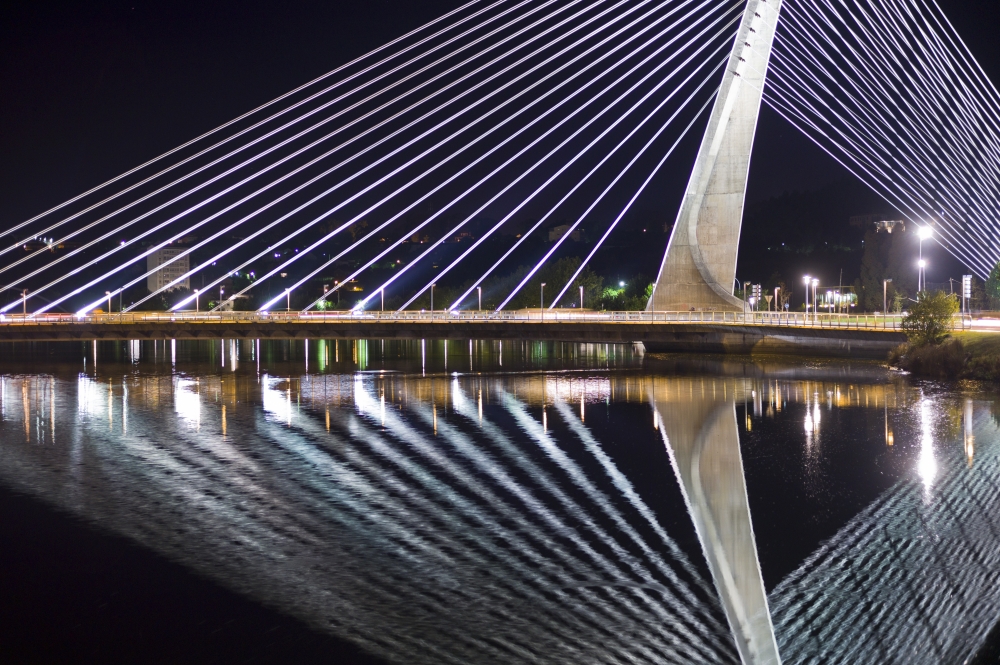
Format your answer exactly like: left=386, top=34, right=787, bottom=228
left=194, top=288, right=200, bottom=313
left=430, top=283, right=436, bottom=313
left=540, top=283, right=546, bottom=313
left=477, top=286, right=482, bottom=311
left=381, top=288, right=384, bottom=312
left=334, top=280, right=340, bottom=306
left=21, top=289, right=28, bottom=316
left=918, top=226, right=933, bottom=291
left=918, top=259, right=927, bottom=293
left=580, top=285, right=584, bottom=310
left=883, top=278, right=892, bottom=315
left=285, top=288, right=291, bottom=312
left=106, top=291, right=112, bottom=313
left=774, top=287, right=780, bottom=316
left=803, top=276, right=810, bottom=319
left=220, top=286, right=225, bottom=311
left=812, top=278, right=819, bottom=323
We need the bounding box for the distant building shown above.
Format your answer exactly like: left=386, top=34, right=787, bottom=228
left=849, top=214, right=905, bottom=233
left=874, top=219, right=906, bottom=234
left=548, top=224, right=581, bottom=242
left=147, top=247, right=190, bottom=293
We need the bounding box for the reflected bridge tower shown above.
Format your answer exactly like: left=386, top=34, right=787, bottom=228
left=650, top=0, right=783, bottom=312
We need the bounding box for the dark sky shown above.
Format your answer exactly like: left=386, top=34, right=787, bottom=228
left=2, top=0, right=997, bottom=229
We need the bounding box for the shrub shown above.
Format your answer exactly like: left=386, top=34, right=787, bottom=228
left=893, top=339, right=967, bottom=379
left=901, top=290, right=958, bottom=346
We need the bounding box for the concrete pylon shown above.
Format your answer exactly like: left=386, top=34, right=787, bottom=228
left=650, top=0, right=784, bottom=312
left=650, top=377, right=781, bottom=665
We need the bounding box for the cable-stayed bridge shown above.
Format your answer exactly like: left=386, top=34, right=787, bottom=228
left=1, top=0, right=995, bottom=326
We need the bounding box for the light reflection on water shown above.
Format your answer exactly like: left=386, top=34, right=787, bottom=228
left=1, top=340, right=999, bottom=663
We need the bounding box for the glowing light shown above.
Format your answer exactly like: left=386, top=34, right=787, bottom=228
left=174, top=378, right=201, bottom=430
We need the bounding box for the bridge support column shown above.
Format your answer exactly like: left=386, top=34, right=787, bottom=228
left=650, top=0, right=784, bottom=312
left=650, top=378, right=781, bottom=665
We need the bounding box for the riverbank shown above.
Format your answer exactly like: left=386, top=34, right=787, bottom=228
left=890, top=332, right=1000, bottom=380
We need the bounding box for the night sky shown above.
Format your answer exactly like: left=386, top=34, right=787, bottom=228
left=2, top=0, right=998, bottom=281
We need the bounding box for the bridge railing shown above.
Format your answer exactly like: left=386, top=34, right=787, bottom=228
left=0, top=309, right=923, bottom=330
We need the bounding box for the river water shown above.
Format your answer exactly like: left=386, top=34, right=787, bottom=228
left=1, top=340, right=998, bottom=664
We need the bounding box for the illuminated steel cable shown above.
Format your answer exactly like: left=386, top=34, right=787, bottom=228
left=199, top=0, right=729, bottom=313
left=8, top=0, right=573, bottom=304
left=0, top=0, right=491, bottom=241
left=551, top=93, right=714, bottom=308
left=147, top=0, right=703, bottom=315
left=315, top=6, right=741, bottom=313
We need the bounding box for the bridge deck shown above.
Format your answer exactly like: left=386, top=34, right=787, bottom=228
left=0, top=311, right=908, bottom=358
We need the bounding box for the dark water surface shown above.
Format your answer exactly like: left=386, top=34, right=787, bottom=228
left=1, top=340, right=998, bottom=664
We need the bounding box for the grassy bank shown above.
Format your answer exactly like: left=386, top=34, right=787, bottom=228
left=891, top=332, right=1000, bottom=380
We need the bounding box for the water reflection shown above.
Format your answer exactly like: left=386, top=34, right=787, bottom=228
left=0, top=342, right=999, bottom=663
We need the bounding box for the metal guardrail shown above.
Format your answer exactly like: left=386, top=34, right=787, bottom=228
left=0, top=309, right=921, bottom=330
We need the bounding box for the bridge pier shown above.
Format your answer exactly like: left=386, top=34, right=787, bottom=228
left=650, top=0, right=784, bottom=312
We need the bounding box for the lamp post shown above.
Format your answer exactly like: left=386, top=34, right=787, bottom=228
left=334, top=280, right=340, bottom=306
left=540, top=283, right=546, bottom=319
left=106, top=291, right=112, bottom=313
left=285, top=288, right=290, bottom=312
left=381, top=288, right=384, bottom=312
left=430, top=283, right=436, bottom=314
left=477, top=286, right=482, bottom=311
left=194, top=289, right=200, bottom=313
left=812, top=278, right=819, bottom=324
left=22, top=289, right=28, bottom=316
left=918, top=226, right=933, bottom=292
left=580, top=285, right=584, bottom=310
left=803, top=276, right=810, bottom=322
left=883, top=278, right=892, bottom=316
left=744, top=281, right=751, bottom=320
left=774, top=287, right=780, bottom=317
left=220, top=286, right=225, bottom=311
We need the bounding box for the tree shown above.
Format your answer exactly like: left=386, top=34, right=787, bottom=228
left=986, top=262, right=1000, bottom=310
left=901, top=290, right=958, bottom=346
